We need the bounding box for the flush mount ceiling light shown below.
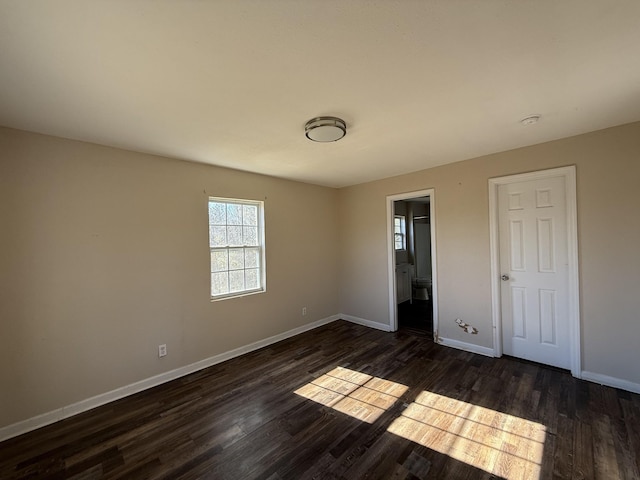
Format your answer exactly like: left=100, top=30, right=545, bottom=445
left=520, top=114, right=541, bottom=126
left=305, top=116, right=346, bottom=142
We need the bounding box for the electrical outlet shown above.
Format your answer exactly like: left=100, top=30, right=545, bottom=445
left=158, top=344, right=167, bottom=357
left=302, top=307, right=307, bottom=316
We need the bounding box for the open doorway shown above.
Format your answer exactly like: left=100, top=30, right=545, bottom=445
left=387, top=189, right=437, bottom=338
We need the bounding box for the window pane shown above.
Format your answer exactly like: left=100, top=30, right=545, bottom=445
left=243, top=226, right=258, bottom=246
left=209, top=202, right=227, bottom=225
left=212, top=272, right=229, bottom=296
left=243, top=205, right=258, bottom=226
left=227, top=204, right=243, bottom=225
left=245, top=248, right=259, bottom=268
left=211, top=226, right=227, bottom=247
left=229, top=270, right=245, bottom=292
left=211, top=250, right=228, bottom=272
left=245, top=268, right=259, bottom=290
left=209, top=197, right=264, bottom=299
left=395, top=233, right=404, bottom=250
left=228, top=248, right=244, bottom=270
left=227, top=226, right=243, bottom=246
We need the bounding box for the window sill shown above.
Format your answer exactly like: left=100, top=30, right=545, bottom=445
left=210, top=288, right=266, bottom=302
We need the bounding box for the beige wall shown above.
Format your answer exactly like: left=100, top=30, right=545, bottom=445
left=0, top=127, right=339, bottom=428
left=2, top=121, right=639, bottom=432
left=338, top=121, right=640, bottom=385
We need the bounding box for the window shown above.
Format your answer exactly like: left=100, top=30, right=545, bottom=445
left=208, top=197, right=265, bottom=300
left=394, top=215, right=406, bottom=250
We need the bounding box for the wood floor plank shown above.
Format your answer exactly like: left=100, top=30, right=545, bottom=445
left=592, top=415, right=620, bottom=479
left=572, top=420, right=595, bottom=480
left=1, top=320, right=638, bottom=480
left=552, top=414, right=574, bottom=480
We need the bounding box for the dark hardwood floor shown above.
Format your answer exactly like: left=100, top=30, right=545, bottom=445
left=398, top=299, right=432, bottom=335
left=1, top=320, right=639, bottom=479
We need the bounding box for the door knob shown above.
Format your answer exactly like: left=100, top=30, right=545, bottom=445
left=501, top=274, right=510, bottom=281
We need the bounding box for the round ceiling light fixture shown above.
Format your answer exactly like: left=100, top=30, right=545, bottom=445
left=305, top=116, right=346, bottom=142
left=520, top=114, right=541, bottom=126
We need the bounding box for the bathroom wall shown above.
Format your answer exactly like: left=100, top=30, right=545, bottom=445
left=408, top=202, right=430, bottom=280
left=413, top=224, right=431, bottom=280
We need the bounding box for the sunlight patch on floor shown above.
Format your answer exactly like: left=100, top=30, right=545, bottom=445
left=387, top=390, right=546, bottom=479
left=294, top=367, right=409, bottom=423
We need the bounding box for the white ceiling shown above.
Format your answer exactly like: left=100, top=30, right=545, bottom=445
left=1, top=1, right=640, bottom=188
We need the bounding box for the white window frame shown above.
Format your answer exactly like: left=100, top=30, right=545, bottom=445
left=208, top=197, right=266, bottom=301
left=394, top=215, right=406, bottom=251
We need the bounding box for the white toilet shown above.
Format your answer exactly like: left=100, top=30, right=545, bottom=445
left=412, top=276, right=431, bottom=301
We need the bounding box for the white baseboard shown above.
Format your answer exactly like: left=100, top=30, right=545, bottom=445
left=580, top=371, right=640, bottom=394
left=437, top=337, right=495, bottom=357
left=437, top=340, right=640, bottom=394
left=0, top=314, right=340, bottom=443
left=340, top=314, right=392, bottom=332
left=15, top=315, right=638, bottom=443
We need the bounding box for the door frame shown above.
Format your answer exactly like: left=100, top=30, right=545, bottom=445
left=488, top=166, right=581, bottom=377
left=386, top=188, right=438, bottom=335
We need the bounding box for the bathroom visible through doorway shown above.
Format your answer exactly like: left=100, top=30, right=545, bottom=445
left=387, top=189, right=437, bottom=338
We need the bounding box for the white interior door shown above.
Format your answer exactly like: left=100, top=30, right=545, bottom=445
left=498, top=175, right=571, bottom=369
